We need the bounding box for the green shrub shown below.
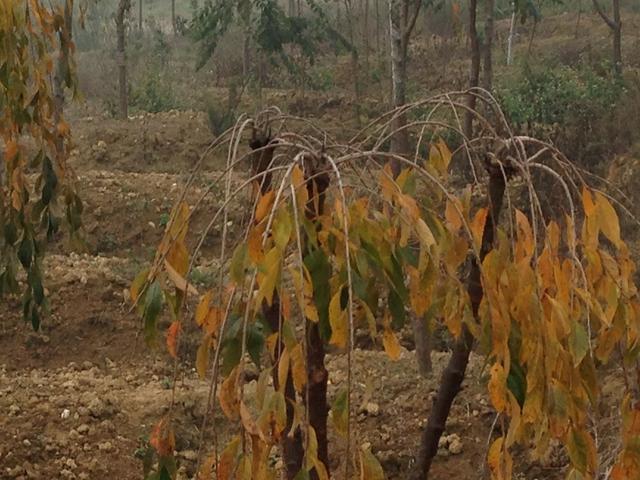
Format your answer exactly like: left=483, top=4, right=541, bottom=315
left=130, top=70, right=178, bottom=113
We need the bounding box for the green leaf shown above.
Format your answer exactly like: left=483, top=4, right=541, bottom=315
left=304, top=248, right=332, bottom=341
left=273, top=206, right=292, bottom=251
left=143, top=281, right=164, bottom=345
left=246, top=321, right=265, bottom=368
left=569, top=322, right=589, bottom=367
left=18, top=235, right=33, bottom=269
left=221, top=337, right=242, bottom=376
left=230, top=243, right=248, bottom=284
left=507, top=359, right=527, bottom=408
left=331, top=388, right=349, bottom=436
left=388, top=289, right=405, bottom=329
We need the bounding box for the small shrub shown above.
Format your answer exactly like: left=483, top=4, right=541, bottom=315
left=130, top=69, right=178, bottom=113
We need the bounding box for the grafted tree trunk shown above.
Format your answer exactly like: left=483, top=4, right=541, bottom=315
left=115, top=0, right=131, bottom=120
left=482, top=0, right=494, bottom=91
left=463, top=0, right=481, bottom=139
left=592, top=0, right=622, bottom=75
left=249, top=134, right=304, bottom=479
left=53, top=0, right=73, bottom=156
left=412, top=161, right=507, bottom=479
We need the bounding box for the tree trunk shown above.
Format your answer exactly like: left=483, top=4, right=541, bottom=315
left=507, top=5, right=516, bottom=65
left=592, top=0, right=622, bottom=75
left=482, top=0, right=494, bottom=91
left=363, top=0, right=370, bottom=70
left=613, top=0, right=622, bottom=75
left=463, top=0, right=481, bottom=139
left=375, top=0, right=381, bottom=56
left=345, top=0, right=362, bottom=123
left=303, top=162, right=332, bottom=480
left=289, top=0, right=296, bottom=17
left=138, top=0, right=142, bottom=31
left=53, top=0, right=73, bottom=156
left=171, top=0, right=176, bottom=35
left=412, top=163, right=507, bottom=480
left=250, top=135, right=304, bottom=480
left=388, top=0, right=409, bottom=165
left=115, top=0, right=131, bottom=120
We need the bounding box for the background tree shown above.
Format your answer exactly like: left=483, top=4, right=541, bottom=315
left=116, top=0, right=132, bottom=119
left=388, top=0, right=422, bottom=164
left=592, top=0, right=622, bottom=75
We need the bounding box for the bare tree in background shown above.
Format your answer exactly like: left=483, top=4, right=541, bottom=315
left=464, top=0, right=481, bottom=138
left=115, top=0, right=131, bottom=120
left=592, top=0, right=622, bottom=75
left=388, top=0, right=422, bottom=164
left=483, top=0, right=495, bottom=91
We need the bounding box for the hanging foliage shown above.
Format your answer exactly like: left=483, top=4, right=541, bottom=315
left=133, top=94, right=640, bottom=479
left=0, top=0, right=83, bottom=329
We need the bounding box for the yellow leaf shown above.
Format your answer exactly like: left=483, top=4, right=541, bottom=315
left=429, top=139, right=452, bottom=178
left=164, top=259, right=198, bottom=295
left=415, top=218, right=436, bottom=249
left=218, top=367, right=240, bottom=420
left=397, top=193, right=420, bottom=221
left=470, top=208, right=488, bottom=249
left=359, top=447, right=385, bottom=480
left=217, top=436, right=241, bottom=480
left=248, top=224, right=265, bottom=264
left=166, top=321, right=180, bottom=358
left=595, top=191, right=622, bottom=248
left=290, top=343, right=306, bottom=393
left=130, top=268, right=150, bottom=303
left=380, top=164, right=396, bottom=202
left=196, top=291, right=212, bottom=326
left=515, top=210, right=534, bottom=260
left=291, top=164, right=309, bottom=210
left=196, top=336, right=211, bottom=379
left=445, top=198, right=464, bottom=232
left=277, top=348, right=290, bottom=394
left=329, top=289, right=348, bottom=348
left=256, top=247, right=281, bottom=307
left=487, top=437, right=512, bottom=480
left=166, top=240, right=189, bottom=276
left=256, top=191, right=275, bottom=223
left=582, top=187, right=597, bottom=217
left=488, top=363, right=507, bottom=413
left=382, top=326, right=401, bottom=361
left=240, top=402, right=260, bottom=436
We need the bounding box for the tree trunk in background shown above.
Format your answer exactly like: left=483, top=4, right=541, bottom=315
left=363, top=0, right=370, bottom=70
left=464, top=0, right=481, bottom=139
left=53, top=0, right=73, bottom=156
left=592, top=0, right=622, bottom=75
left=116, top=0, right=131, bottom=120
left=138, top=0, right=142, bottom=31
left=388, top=0, right=409, bottom=164
left=482, top=0, right=494, bottom=91
left=171, top=0, right=176, bottom=35
left=375, top=0, right=381, bottom=55
left=507, top=5, right=516, bottom=65
left=344, top=0, right=362, bottom=123
left=289, top=0, right=296, bottom=17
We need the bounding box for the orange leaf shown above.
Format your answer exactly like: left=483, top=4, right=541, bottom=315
left=582, top=187, right=597, bottom=217
left=255, top=190, right=275, bottom=223
left=166, top=321, right=181, bottom=358
left=470, top=207, right=488, bottom=249
left=445, top=198, right=464, bottom=232
left=488, top=363, right=507, bottom=413
left=382, top=326, right=401, bottom=360
left=196, top=291, right=212, bottom=326
left=149, top=417, right=175, bottom=457
left=218, top=367, right=240, bottom=420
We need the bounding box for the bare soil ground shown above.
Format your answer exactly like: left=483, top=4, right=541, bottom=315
left=0, top=105, right=628, bottom=480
